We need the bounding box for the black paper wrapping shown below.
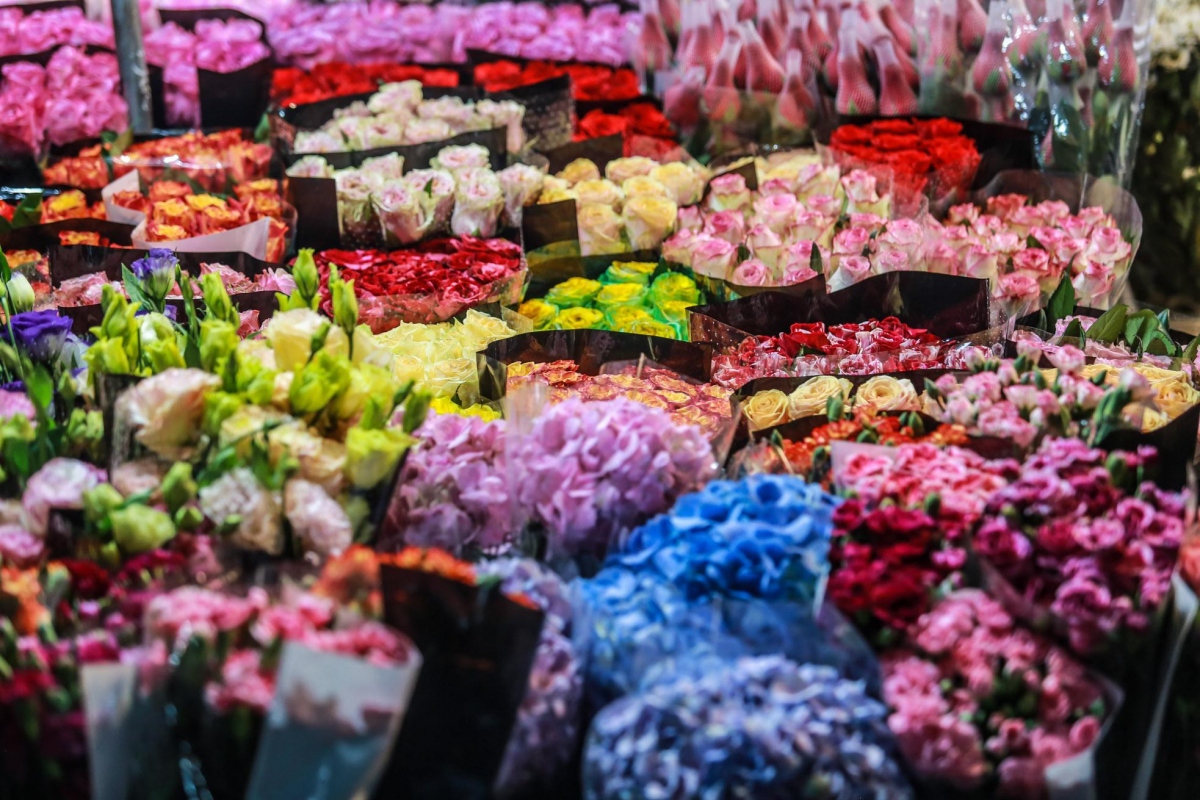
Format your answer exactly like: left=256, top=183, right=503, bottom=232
left=476, top=328, right=714, bottom=403
left=520, top=198, right=579, bottom=253
left=691, top=267, right=827, bottom=305
left=197, top=57, right=274, bottom=130
left=373, top=565, right=545, bottom=800
left=688, top=272, right=994, bottom=351
left=540, top=133, right=624, bottom=176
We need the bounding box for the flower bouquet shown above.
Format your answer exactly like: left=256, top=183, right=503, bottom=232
left=309, top=237, right=525, bottom=333
left=44, top=130, right=273, bottom=194
left=145, top=17, right=273, bottom=128
left=882, top=590, right=1116, bottom=800
left=372, top=309, right=521, bottom=402
left=584, top=656, right=914, bottom=800
left=516, top=261, right=703, bottom=340
left=103, top=173, right=295, bottom=263
left=132, top=583, right=420, bottom=799
left=285, top=144, right=543, bottom=250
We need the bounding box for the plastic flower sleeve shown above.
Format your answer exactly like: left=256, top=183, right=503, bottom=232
left=81, top=661, right=175, bottom=800
left=972, top=169, right=1143, bottom=308
left=243, top=644, right=422, bottom=800
left=373, top=563, right=545, bottom=800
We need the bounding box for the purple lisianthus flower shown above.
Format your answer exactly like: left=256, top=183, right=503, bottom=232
left=7, top=310, right=73, bottom=362
left=129, top=248, right=179, bottom=301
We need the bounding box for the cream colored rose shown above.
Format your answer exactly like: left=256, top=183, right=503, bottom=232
left=539, top=187, right=578, bottom=205
left=622, top=196, right=677, bottom=250
left=622, top=175, right=670, bottom=201
left=425, top=357, right=478, bottom=398
left=459, top=309, right=517, bottom=344
left=787, top=376, right=853, bottom=419
left=1151, top=378, right=1200, bottom=419
left=854, top=376, right=922, bottom=413
left=578, top=204, right=627, bottom=256
left=1129, top=363, right=1190, bottom=385
left=391, top=354, right=426, bottom=385
left=557, top=158, right=601, bottom=186
left=605, top=156, right=657, bottom=184
left=743, top=389, right=791, bottom=430
left=575, top=179, right=625, bottom=211
left=1079, top=364, right=1115, bottom=384
left=649, top=162, right=705, bottom=206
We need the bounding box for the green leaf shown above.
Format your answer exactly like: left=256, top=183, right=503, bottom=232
left=1144, top=329, right=1176, bottom=356
left=25, top=367, right=52, bottom=413
left=1181, top=333, right=1200, bottom=365
left=1123, top=309, right=1156, bottom=346
left=809, top=242, right=823, bottom=275
left=1061, top=319, right=1086, bottom=340
left=1085, top=305, right=1128, bottom=342
left=121, top=264, right=152, bottom=312
left=11, top=193, right=42, bottom=229
left=1045, top=274, right=1076, bottom=329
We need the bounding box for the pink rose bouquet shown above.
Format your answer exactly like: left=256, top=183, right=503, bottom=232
left=883, top=590, right=1109, bottom=799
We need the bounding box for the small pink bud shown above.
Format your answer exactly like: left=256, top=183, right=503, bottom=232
left=958, top=0, right=988, bottom=54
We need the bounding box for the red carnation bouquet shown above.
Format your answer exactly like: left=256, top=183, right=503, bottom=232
left=312, top=237, right=526, bottom=332
left=272, top=62, right=461, bottom=107
left=828, top=118, right=982, bottom=212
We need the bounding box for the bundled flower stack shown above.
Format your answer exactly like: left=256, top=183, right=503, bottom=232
left=651, top=0, right=1153, bottom=182
left=288, top=144, right=543, bottom=246
left=0, top=1, right=1195, bottom=799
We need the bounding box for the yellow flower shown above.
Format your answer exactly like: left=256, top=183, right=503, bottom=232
left=577, top=204, right=626, bottom=256
left=557, top=158, right=601, bottom=186
left=539, top=187, right=578, bottom=204
left=602, top=261, right=658, bottom=285
left=853, top=376, right=922, bottom=413
left=622, top=195, right=677, bottom=251
left=265, top=309, right=349, bottom=373
left=46, top=190, right=87, bottom=215
left=518, top=299, right=559, bottom=329
left=622, top=319, right=677, bottom=338
left=430, top=396, right=501, bottom=421
left=185, top=194, right=227, bottom=212
left=606, top=305, right=655, bottom=330
left=743, top=389, right=791, bottom=430
left=554, top=307, right=605, bottom=329
left=605, top=157, right=657, bottom=184
left=546, top=277, right=603, bottom=307
left=787, top=376, right=853, bottom=419
left=594, top=282, right=647, bottom=309
left=621, top=175, right=669, bottom=200
left=649, top=162, right=706, bottom=206
left=1150, top=378, right=1200, bottom=420
left=575, top=179, right=625, bottom=210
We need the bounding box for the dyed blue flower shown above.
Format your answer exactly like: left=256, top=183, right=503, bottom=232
left=583, top=656, right=913, bottom=800
left=7, top=310, right=72, bottom=362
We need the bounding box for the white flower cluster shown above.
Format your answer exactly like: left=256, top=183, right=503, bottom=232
left=1152, top=0, right=1200, bottom=69
left=292, top=80, right=525, bottom=154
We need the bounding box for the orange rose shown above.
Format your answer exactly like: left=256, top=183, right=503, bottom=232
left=152, top=198, right=193, bottom=228
left=200, top=204, right=243, bottom=234
left=185, top=193, right=227, bottom=213
left=59, top=231, right=103, bottom=246
left=146, top=222, right=189, bottom=242
left=148, top=181, right=192, bottom=202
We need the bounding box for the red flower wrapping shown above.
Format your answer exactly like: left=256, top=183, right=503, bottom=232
left=311, top=237, right=526, bottom=332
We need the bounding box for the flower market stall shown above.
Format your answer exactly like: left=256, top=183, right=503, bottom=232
left=0, top=1, right=1199, bottom=799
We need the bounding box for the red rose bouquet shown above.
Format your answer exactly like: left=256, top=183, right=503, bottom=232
left=829, top=118, right=983, bottom=211
left=711, top=318, right=948, bottom=387
left=312, top=237, right=525, bottom=332
left=473, top=60, right=640, bottom=102
left=272, top=61, right=461, bottom=107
